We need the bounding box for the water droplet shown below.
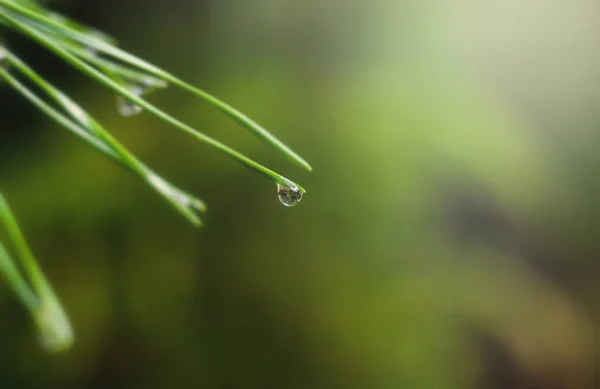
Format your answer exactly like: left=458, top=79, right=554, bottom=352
left=117, top=84, right=143, bottom=117
left=277, top=183, right=303, bottom=207
left=116, top=78, right=167, bottom=117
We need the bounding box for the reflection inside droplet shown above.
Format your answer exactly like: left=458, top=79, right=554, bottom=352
left=277, top=183, right=303, bottom=207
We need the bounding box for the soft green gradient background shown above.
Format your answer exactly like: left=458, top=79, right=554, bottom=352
left=1, top=0, right=599, bottom=388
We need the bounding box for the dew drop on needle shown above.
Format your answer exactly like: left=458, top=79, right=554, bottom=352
left=117, top=84, right=143, bottom=117
left=277, top=183, right=303, bottom=207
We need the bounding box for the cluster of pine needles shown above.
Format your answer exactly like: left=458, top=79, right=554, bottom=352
left=0, top=0, right=310, bottom=353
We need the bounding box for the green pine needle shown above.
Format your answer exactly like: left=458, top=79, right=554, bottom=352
left=0, top=0, right=312, bottom=173
left=0, top=194, right=74, bottom=353
left=0, top=48, right=207, bottom=226
left=0, top=0, right=311, bottom=352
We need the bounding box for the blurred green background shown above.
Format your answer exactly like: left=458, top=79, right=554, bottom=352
left=1, top=0, right=599, bottom=388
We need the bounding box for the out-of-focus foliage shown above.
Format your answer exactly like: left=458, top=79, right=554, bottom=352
left=0, top=0, right=598, bottom=388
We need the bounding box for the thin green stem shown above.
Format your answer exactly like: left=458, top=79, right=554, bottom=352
left=0, top=193, right=74, bottom=353
left=0, top=58, right=206, bottom=225
left=0, top=195, right=52, bottom=296
left=0, top=242, right=39, bottom=311
left=0, top=8, right=305, bottom=191
left=0, top=69, right=115, bottom=155
left=54, top=38, right=167, bottom=87
left=0, top=0, right=312, bottom=171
